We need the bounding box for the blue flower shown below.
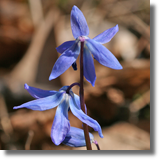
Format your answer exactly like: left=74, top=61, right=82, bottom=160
left=13, top=84, right=103, bottom=145
left=62, top=127, right=94, bottom=147
left=49, top=5, right=122, bottom=86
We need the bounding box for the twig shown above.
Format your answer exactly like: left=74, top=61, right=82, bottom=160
left=9, top=8, right=60, bottom=84
left=28, top=0, right=44, bottom=28
left=0, top=94, right=13, bottom=136
left=135, top=28, right=150, bottom=58
left=129, top=90, right=150, bottom=113
left=96, top=0, right=150, bottom=41
left=25, top=130, right=34, bottom=150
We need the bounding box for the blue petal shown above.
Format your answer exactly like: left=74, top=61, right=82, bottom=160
left=62, top=127, right=94, bottom=147
left=59, top=86, right=70, bottom=91
left=74, top=93, right=87, bottom=114
left=13, top=91, right=65, bottom=111
left=51, top=95, right=70, bottom=145
left=49, top=41, right=80, bottom=80
left=69, top=93, right=103, bottom=138
left=86, top=38, right=123, bottom=70
left=71, top=5, right=89, bottom=39
left=93, top=25, right=119, bottom=44
left=56, top=41, right=75, bottom=54
left=24, top=83, right=56, bottom=99
left=83, top=46, right=96, bottom=86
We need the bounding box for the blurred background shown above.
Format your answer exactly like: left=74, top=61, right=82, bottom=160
left=0, top=0, right=150, bottom=150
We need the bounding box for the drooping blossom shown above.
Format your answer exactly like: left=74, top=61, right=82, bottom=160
left=13, top=84, right=103, bottom=145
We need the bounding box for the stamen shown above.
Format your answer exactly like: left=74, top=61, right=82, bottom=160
left=79, top=36, right=85, bottom=42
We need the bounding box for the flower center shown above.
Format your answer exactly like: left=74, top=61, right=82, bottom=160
left=79, top=36, right=85, bottom=42
left=78, top=36, right=88, bottom=42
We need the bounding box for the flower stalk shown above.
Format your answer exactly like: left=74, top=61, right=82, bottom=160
left=93, top=140, right=100, bottom=150
left=66, top=82, right=80, bottom=94
left=80, top=41, right=92, bottom=150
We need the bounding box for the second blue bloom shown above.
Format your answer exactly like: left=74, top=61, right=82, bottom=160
left=13, top=84, right=103, bottom=145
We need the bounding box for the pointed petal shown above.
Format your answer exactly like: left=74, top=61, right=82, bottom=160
left=74, top=94, right=87, bottom=114
left=51, top=95, right=70, bottom=145
left=24, top=83, right=56, bottom=99
left=86, top=39, right=123, bottom=70
left=93, top=24, right=119, bottom=44
left=13, top=91, right=64, bottom=111
left=83, top=46, right=96, bottom=86
left=56, top=41, right=75, bottom=54
left=59, top=86, right=70, bottom=92
left=49, top=41, right=80, bottom=80
left=71, top=5, right=89, bottom=39
left=62, top=127, right=94, bottom=147
left=69, top=93, right=103, bottom=138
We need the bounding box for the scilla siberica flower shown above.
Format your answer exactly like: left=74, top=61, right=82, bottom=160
left=49, top=5, right=122, bottom=86
left=13, top=84, right=103, bottom=145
